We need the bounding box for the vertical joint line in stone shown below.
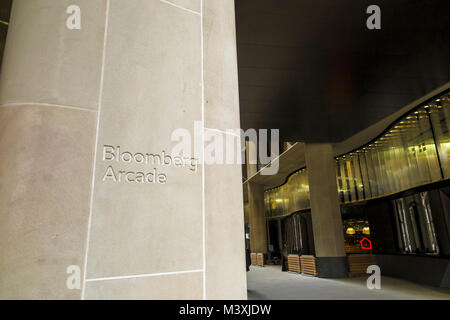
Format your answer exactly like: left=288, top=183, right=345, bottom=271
left=81, top=0, right=110, bottom=300
left=200, top=0, right=206, bottom=300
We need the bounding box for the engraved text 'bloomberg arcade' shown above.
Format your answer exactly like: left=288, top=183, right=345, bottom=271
left=101, top=145, right=199, bottom=185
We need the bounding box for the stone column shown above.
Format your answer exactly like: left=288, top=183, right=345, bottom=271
left=203, top=0, right=247, bottom=299
left=0, top=0, right=246, bottom=299
left=305, top=143, right=347, bottom=278
left=0, top=0, right=105, bottom=300
left=277, top=219, right=283, bottom=251
left=247, top=182, right=267, bottom=254
left=245, top=140, right=267, bottom=254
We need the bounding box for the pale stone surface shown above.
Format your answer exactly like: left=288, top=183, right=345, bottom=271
left=0, top=0, right=106, bottom=109
left=203, top=0, right=241, bottom=131
left=0, top=105, right=96, bottom=299
left=85, top=271, right=203, bottom=300
left=205, top=157, right=247, bottom=299
left=201, top=0, right=247, bottom=299
left=84, top=0, right=203, bottom=281
left=163, top=0, right=200, bottom=13
left=0, top=0, right=246, bottom=300
left=305, top=143, right=346, bottom=258
left=85, top=0, right=246, bottom=299
left=0, top=0, right=102, bottom=299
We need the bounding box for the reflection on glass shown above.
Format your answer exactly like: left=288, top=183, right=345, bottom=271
left=265, top=168, right=310, bottom=218
left=428, top=93, right=450, bottom=178
left=264, top=91, right=450, bottom=217
left=343, top=218, right=371, bottom=253
left=392, top=192, right=439, bottom=255
left=336, top=92, right=448, bottom=203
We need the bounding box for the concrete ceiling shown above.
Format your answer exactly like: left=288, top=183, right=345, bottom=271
left=245, top=142, right=305, bottom=189
left=0, top=0, right=11, bottom=21
left=235, top=0, right=450, bottom=142
left=244, top=81, right=450, bottom=191
left=0, top=1, right=448, bottom=144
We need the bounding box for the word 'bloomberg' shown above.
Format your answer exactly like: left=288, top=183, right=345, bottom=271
left=100, top=145, right=199, bottom=185
left=102, top=145, right=199, bottom=172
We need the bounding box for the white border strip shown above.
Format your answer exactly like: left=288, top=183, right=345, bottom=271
left=85, top=269, right=204, bottom=282
left=159, top=0, right=200, bottom=15
left=0, top=102, right=96, bottom=113
left=81, top=0, right=110, bottom=300
left=200, top=0, right=206, bottom=301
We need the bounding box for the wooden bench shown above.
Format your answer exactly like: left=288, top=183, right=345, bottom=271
left=250, top=252, right=257, bottom=265
left=348, top=254, right=376, bottom=276
left=287, top=255, right=301, bottom=273
left=301, top=255, right=317, bottom=276
left=256, top=253, right=264, bottom=267
left=345, top=245, right=365, bottom=254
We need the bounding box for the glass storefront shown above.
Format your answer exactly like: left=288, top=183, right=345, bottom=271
left=343, top=218, right=372, bottom=253
left=262, top=90, right=450, bottom=262
left=281, top=211, right=315, bottom=255
left=392, top=191, right=440, bottom=255
left=336, top=91, right=450, bottom=203
left=265, top=93, right=450, bottom=217
left=265, top=168, right=310, bottom=218
left=264, top=91, right=450, bottom=253
left=265, top=91, right=450, bottom=217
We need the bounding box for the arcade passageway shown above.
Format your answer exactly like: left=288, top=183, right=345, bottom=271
left=0, top=0, right=449, bottom=300
left=247, top=266, right=450, bottom=300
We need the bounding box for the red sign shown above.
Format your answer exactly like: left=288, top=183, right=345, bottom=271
left=360, top=237, right=372, bottom=250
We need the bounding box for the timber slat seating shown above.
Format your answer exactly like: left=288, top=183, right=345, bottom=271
left=256, top=253, right=264, bottom=267
left=287, top=255, right=301, bottom=273
left=250, top=253, right=257, bottom=265
left=300, top=255, right=317, bottom=276
left=348, top=254, right=376, bottom=275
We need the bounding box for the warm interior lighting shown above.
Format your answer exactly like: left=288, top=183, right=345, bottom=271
left=346, top=227, right=356, bottom=235
left=363, top=227, right=370, bottom=234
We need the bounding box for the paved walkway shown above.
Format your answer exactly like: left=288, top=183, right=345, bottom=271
left=247, top=265, right=450, bottom=300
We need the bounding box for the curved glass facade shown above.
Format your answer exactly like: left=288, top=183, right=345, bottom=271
left=336, top=91, right=450, bottom=203
left=265, top=168, right=310, bottom=218
left=264, top=90, right=450, bottom=216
